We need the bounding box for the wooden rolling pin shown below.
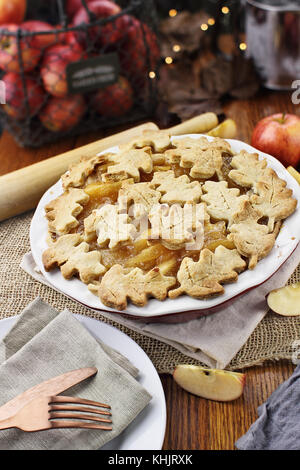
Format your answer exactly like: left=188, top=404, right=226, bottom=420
left=0, top=112, right=218, bottom=222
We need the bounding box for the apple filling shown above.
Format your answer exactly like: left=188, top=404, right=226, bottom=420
left=72, top=157, right=237, bottom=275
left=43, top=132, right=298, bottom=310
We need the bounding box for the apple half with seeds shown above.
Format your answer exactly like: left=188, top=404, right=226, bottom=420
left=173, top=365, right=246, bottom=402
left=267, top=283, right=300, bottom=316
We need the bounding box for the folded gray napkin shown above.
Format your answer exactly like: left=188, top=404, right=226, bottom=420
left=0, top=298, right=152, bottom=450
left=236, top=362, right=300, bottom=450
left=22, top=244, right=300, bottom=369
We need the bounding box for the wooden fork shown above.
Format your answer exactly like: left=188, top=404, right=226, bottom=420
left=0, top=396, right=112, bottom=432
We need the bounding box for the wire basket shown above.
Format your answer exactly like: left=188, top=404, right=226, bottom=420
left=0, top=0, right=160, bottom=147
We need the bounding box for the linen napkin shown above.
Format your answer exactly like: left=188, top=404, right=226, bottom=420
left=235, top=362, right=300, bottom=450
left=0, top=298, right=152, bottom=450
left=22, top=244, right=300, bottom=369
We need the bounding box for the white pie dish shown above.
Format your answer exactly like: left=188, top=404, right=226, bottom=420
left=30, top=134, right=300, bottom=322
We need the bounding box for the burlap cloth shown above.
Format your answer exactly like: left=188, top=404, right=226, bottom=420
left=1, top=212, right=300, bottom=374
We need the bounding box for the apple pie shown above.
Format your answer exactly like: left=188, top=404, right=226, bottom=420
left=42, top=131, right=297, bottom=310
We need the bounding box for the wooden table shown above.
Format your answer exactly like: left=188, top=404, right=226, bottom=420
left=0, top=89, right=298, bottom=450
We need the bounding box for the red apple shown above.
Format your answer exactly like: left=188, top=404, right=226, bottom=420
left=66, top=0, right=95, bottom=20
left=59, top=29, right=82, bottom=48
left=22, top=21, right=57, bottom=50
left=119, top=17, right=160, bottom=86
left=2, top=72, right=45, bottom=120
left=0, top=0, right=26, bottom=25
left=39, top=94, right=86, bottom=132
left=41, top=43, right=84, bottom=97
left=40, top=28, right=83, bottom=49
left=251, top=113, right=300, bottom=168
left=73, top=0, right=124, bottom=46
left=92, top=76, right=133, bottom=117
left=0, top=24, right=41, bottom=72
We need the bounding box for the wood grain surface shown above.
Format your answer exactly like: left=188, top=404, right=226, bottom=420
left=0, top=89, right=298, bottom=450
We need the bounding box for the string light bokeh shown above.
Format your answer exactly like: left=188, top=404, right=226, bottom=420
left=163, top=2, right=247, bottom=65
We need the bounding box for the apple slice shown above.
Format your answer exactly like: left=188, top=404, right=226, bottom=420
left=173, top=365, right=245, bottom=401
left=207, top=119, right=237, bottom=139
left=267, top=283, right=300, bottom=316
left=287, top=166, right=300, bottom=186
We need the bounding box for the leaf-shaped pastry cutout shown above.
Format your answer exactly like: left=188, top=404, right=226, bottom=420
left=120, top=130, right=171, bottom=153
left=169, top=245, right=246, bottom=299
left=93, top=204, right=137, bottom=249
left=228, top=200, right=276, bottom=269
left=62, top=155, right=104, bottom=189
left=165, top=137, right=232, bottom=180
left=150, top=170, right=202, bottom=204
left=98, top=265, right=176, bottom=310
left=102, top=148, right=153, bottom=182
left=42, top=234, right=106, bottom=283
left=201, top=181, right=248, bottom=225
left=149, top=203, right=208, bottom=250
left=45, top=188, right=89, bottom=235
left=250, top=171, right=297, bottom=232
left=60, top=246, right=106, bottom=283
left=229, top=150, right=272, bottom=189
left=118, top=181, right=161, bottom=216
left=43, top=234, right=82, bottom=268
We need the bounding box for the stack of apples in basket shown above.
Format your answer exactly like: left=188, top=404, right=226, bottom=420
left=0, top=0, right=160, bottom=134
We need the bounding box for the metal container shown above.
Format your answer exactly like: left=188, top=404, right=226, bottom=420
left=246, top=0, right=300, bottom=89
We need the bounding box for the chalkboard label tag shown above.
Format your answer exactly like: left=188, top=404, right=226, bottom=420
left=67, top=53, right=120, bottom=94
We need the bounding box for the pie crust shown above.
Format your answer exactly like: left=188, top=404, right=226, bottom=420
left=42, top=132, right=297, bottom=310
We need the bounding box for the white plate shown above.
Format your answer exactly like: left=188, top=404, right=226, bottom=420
left=0, top=315, right=166, bottom=450
left=30, top=135, right=300, bottom=319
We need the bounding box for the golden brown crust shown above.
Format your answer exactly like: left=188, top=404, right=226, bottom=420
left=250, top=172, right=297, bottom=232
left=148, top=203, right=207, bottom=250
left=42, top=234, right=106, bottom=283
left=228, top=200, right=276, bottom=269
left=118, top=181, right=161, bottom=214
left=62, top=155, right=104, bottom=189
left=166, top=136, right=232, bottom=180
left=229, top=151, right=271, bottom=189
left=120, top=130, right=171, bottom=153
left=150, top=171, right=202, bottom=205
left=85, top=205, right=137, bottom=250
left=169, top=246, right=246, bottom=299
left=102, top=148, right=153, bottom=182
left=98, top=265, right=176, bottom=310
left=42, top=234, right=82, bottom=270
left=45, top=189, right=89, bottom=236
left=201, top=181, right=248, bottom=225
left=42, top=135, right=298, bottom=309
